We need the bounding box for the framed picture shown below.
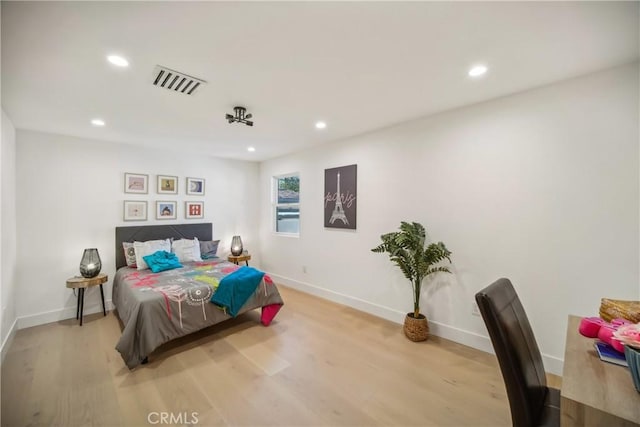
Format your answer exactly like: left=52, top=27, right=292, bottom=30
left=123, top=201, right=148, bottom=221
left=185, top=201, right=204, bottom=219
left=156, top=201, right=177, bottom=220
left=186, top=177, right=205, bottom=196
left=324, top=164, right=357, bottom=230
left=157, top=175, right=178, bottom=194
left=124, top=173, right=148, bottom=194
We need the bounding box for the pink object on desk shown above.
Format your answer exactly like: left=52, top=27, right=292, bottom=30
left=578, top=316, right=632, bottom=348
left=598, top=325, right=615, bottom=345
left=579, top=316, right=606, bottom=338
left=611, top=318, right=632, bottom=327
left=610, top=338, right=625, bottom=353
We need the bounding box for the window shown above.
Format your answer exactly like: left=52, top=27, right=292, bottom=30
left=273, top=173, right=300, bottom=235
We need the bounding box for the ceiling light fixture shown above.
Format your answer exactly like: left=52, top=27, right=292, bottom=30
left=107, top=55, right=129, bottom=67
left=315, top=121, right=327, bottom=129
left=226, top=106, right=253, bottom=126
left=468, top=65, right=488, bottom=77
left=91, top=119, right=105, bottom=126
left=247, top=147, right=256, bottom=152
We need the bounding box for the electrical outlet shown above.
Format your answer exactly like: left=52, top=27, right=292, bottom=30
left=472, top=301, right=481, bottom=317
left=302, top=265, right=307, bottom=274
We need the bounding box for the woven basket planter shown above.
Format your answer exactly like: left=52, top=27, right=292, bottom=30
left=599, top=298, right=640, bottom=323
left=403, top=313, right=429, bottom=342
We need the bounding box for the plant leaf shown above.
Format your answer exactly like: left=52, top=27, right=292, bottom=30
left=371, top=221, right=452, bottom=313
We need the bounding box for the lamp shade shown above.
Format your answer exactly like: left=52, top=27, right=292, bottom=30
left=79, top=248, right=102, bottom=278
left=230, top=236, right=243, bottom=256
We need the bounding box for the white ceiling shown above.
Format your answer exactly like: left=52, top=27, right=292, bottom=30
left=2, top=1, right=638, bottom=161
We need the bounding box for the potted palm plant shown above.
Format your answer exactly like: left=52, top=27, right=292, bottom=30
left=371, top=221, right=452, bottom=342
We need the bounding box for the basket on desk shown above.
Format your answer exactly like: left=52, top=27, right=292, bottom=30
left=599, top=298, right=640, bottom=323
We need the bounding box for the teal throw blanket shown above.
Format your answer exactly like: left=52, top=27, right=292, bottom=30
left=211, top=266, right=264, bottom=317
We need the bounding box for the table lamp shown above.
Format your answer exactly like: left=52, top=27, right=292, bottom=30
left=230, top=236, right=243, bottom=256
left=80, top=248, right=102, bottom=278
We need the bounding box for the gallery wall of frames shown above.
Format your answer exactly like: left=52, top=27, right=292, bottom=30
left=123, top=172, right=205, bottom=221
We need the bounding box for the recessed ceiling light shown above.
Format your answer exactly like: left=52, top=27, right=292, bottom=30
left=91, top=119, right=105, bottom=126
left=468, top=65, right=488, bottom=78
left=315, top=121, right=327, bottom=129
left=247, top=146, right=256, bottom=152
left=107, top=55, right=129, bottom=67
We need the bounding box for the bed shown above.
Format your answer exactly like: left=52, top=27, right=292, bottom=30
left=113, top=223, right=284, bottom=369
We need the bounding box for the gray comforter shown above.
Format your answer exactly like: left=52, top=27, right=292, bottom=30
left=112, top=259, right=284, bottom=369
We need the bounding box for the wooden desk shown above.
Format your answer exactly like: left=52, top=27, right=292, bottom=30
left=66, top=273, right=108, bottom=326
left=561, top=315, right=640, bottom=426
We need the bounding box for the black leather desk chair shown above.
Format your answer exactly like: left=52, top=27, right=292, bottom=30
left=475, top=278, right=560, bottom=427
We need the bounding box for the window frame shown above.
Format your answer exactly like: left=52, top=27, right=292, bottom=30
left=272, top=172, right=300, bottom=236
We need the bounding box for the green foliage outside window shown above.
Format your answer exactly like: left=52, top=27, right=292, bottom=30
left=279, top=176, right=299, bottom=193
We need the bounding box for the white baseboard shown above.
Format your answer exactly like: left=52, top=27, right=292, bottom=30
left=268, top=272, right=564, bottom=376
left=541, top=353, right=564, bottom=376
left=428, top=319, right=496, bottom=353
left=268, top=272, right=407, bottom=324
left=1, top=318, right=18, bottom=364
left=17, top=300, right=114, bottom=330
left=428, top=320, right=562, bottom=375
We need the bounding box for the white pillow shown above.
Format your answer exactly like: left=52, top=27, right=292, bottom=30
left=134, top=239, right=171, bottom=270
left=172, top=237, right=202, bottom=263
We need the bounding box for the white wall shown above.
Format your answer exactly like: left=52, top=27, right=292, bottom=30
left=258, top=63, right=640, bottom=375
left=1, top=110, right=18, bottom=356
left=15, top=130, right=260, bottom=327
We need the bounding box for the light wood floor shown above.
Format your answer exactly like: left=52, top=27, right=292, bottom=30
left=2, top=285, right=561, bottom=426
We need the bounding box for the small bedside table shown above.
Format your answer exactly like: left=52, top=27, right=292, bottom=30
left=228, top=253, right=251, bottom=266
left=66, top=273, right=108, bottom=326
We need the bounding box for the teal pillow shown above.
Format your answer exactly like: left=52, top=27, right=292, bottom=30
left=142, top=250, right=183, bottom=273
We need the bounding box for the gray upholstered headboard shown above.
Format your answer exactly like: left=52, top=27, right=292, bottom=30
left=115, top=223, right=213, bottom=269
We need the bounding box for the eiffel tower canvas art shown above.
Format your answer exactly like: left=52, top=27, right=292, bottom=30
left=324, top=164, right=357, bottom=229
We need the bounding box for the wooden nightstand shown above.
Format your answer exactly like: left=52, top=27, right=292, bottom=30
left=66, top=273, right=108, bottom=326
left=228, top=253, right=251, bottom=266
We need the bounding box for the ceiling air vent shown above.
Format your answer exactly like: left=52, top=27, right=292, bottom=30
left=151, top=65, right=206, bottom=95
